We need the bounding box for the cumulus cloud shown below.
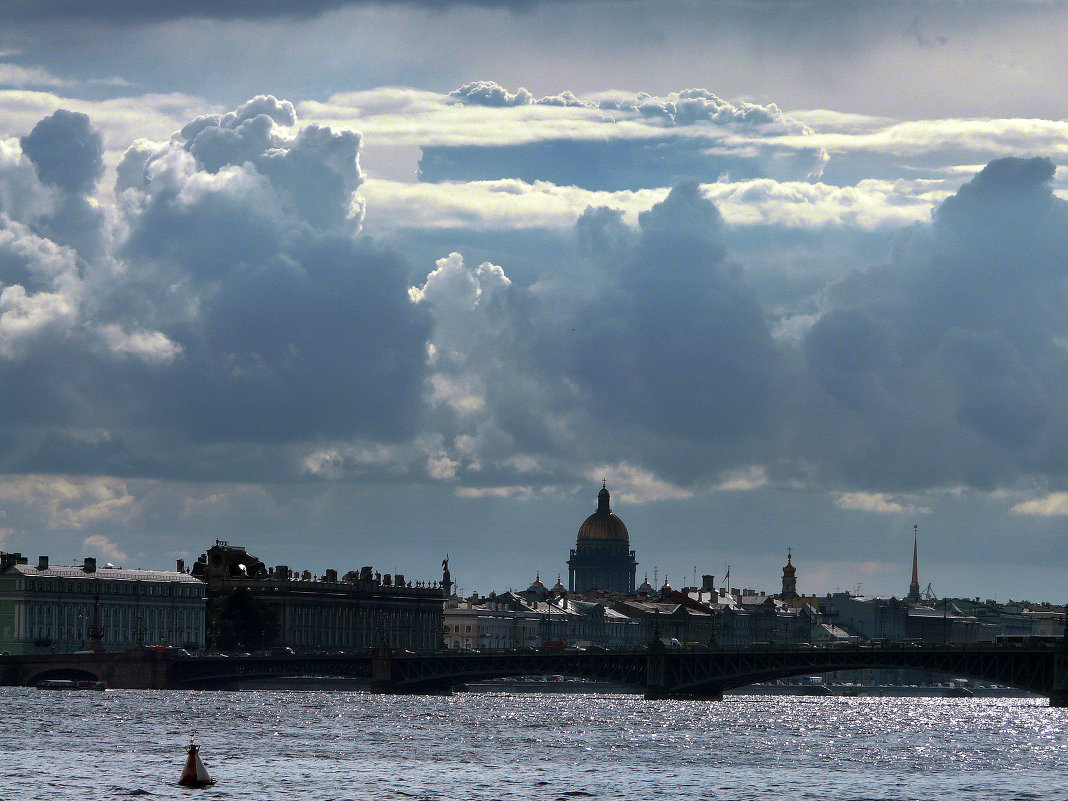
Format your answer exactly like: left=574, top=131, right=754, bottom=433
left=304, top=84, right=825, bottom=191
left=20, top=109, right=103, bottom=194
left=798, top=156, right=1068, bottom=491
left=449, top=81, right=534, bottom=107
left=0, top=97, right=432, bottom=488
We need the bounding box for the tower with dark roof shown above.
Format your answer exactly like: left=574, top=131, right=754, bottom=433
left=781, top=548, right=798, bottom=600
left=907, top=525, right=921, bottom=602
left=567, top=482, right=638, bottom=593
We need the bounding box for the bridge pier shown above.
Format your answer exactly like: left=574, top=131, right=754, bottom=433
left=1052, top=654, right=1068, bottom=707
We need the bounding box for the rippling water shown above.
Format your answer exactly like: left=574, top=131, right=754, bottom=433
left=5, top=687, right=1067, bottom=800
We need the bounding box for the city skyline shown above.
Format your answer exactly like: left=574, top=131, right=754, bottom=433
left=0, top=1, right=1066, bottom=602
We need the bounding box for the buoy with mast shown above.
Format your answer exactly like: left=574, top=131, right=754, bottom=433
left=178, top=735, right=215, bottom=788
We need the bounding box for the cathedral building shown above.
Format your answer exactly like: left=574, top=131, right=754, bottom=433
left=567, top=482, right=638, bottom=594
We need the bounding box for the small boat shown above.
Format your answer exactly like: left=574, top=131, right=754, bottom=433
left=36, top=679, right=106, bottom=690
left=178, top=736, right=215, bottom=788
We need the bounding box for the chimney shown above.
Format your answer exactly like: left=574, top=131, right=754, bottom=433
left=176, top=558, right=185, bottom=573
left=83, top=556, right=96, bottom=573
left=38, top=555, right=49, bottom=571
left=701, top=574, right=714, bottom=592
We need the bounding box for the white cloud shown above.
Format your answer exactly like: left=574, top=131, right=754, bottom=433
left=363, top=176, right=939, bottom=234
left=81, top=533, right=128, bottom=564
left=834, top=492, right=928, bottom=515
left=1010, top=492, right=1068, bottom=516
left=0, top=63, right=65, bottom=88
left=715, top=466, right=768, bottom=491
left=427, top=450, right=459, bottom=481
left=590, top=463, right=693, bottom=504
left=455, top=484, right=533, bottom=499
left=0, top=474, right=134, bottom=528
left=98, top=323, right=183, bottom=363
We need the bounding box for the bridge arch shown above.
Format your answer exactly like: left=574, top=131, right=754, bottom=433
left=27, top=667, right=104, bottom=686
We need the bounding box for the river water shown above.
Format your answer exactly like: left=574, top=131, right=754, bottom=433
left=5, top=687, right=1067, bottom=800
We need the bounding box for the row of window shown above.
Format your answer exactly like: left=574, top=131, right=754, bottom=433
left=19, top=579, right=202, bottom=597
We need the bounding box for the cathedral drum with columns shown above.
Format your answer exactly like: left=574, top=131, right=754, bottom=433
left=567, top=483, right=638, bottom=594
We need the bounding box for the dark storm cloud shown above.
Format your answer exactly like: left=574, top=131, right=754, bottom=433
left=411, top=154, right=1068, bottom=503
left=559, top=182, right=784, bottom=470
left=798, top=156, right=1068, bottom=490
left=0, top=98, right=430, bottom=481
left=411, top=181, right=784, bottom=489
left=20, top=110, right=103, bottom=195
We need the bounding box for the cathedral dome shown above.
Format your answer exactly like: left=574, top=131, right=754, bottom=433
left=577, top=482, right=630, bottom=542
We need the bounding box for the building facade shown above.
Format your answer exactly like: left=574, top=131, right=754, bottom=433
left=192, top=541, right=446, bottom=652
left=444, top=591, right=644, bottom=650
left=567, top=483, right=638, bottom=594
left=0, top=552, right=206, bottom=655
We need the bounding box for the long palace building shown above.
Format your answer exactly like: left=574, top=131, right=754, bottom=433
left=0, top=553, right=206, bottom=655
left=192, top=541, right=448, bottom=651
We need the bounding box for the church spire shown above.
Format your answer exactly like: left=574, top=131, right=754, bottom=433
left=908, top=525, right=921, bottom=602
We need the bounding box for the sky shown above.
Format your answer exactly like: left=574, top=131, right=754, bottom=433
left=0, top=0, right=1067, bottom=603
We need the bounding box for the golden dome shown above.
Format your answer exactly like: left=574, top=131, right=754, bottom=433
left=577, top=482, right=630, bottom=542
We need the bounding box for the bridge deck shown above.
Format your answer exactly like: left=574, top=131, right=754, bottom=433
left=3, top=643, right=1065, bottom=704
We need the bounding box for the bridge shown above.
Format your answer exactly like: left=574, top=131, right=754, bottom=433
left=4, top=642, right=1067, bottom=704
left=368, top=642, right=1068, bottom=703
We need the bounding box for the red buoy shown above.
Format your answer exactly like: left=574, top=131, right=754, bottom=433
left=178, top=736, right=215, bottom=788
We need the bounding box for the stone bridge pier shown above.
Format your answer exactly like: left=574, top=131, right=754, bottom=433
left=1, top=650, right=171, bottom=689
left=1050, top=653, right=1068, bottom=707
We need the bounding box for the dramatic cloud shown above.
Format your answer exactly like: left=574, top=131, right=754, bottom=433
left=20, top=109, right=103, bottom=194
left=799, top=157, right=1068, bottom=491
left=2, top=0, right=1068, bottom=599
left=422, top=83, right=824, bottom=189
left=0, top=96, right=430, bottom=486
